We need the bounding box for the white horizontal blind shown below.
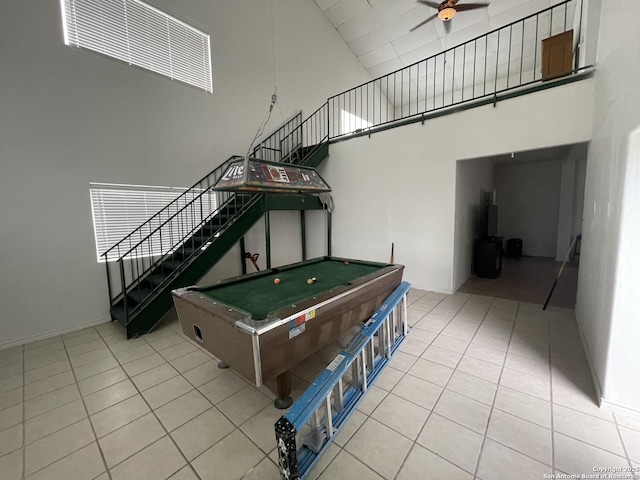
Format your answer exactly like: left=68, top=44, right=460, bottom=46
left=61, top=0, right=213, bottom=93
left=90, top=183, right=218, bottom=262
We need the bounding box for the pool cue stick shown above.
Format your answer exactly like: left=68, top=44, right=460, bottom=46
left=543, top=234, right=579, bottom=310
left=390, top=242, right=395, bottom=263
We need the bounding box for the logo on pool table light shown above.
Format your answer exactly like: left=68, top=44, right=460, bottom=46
left=288, top=310, right=316, bottom=339
left=267, top=165, right=290, bottom=183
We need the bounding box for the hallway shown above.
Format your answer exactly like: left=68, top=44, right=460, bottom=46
left=457, top=256, right=579, bottom=309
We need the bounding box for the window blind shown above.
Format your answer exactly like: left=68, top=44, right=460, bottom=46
left=61, top=0, right=213, bottom=93
left=90, top=183, right=217, bottom=262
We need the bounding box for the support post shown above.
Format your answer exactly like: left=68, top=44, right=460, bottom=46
left=327, top=211, right=332, bottom=256
left=119, top=261, right=127, bottom=323
left=265, top=212, right=271, bottom=269
left=105, top=261, right=113, bottom=311
left=239, top=236, right=247, bottom=275
left=300, top=211, right=307, bottom=261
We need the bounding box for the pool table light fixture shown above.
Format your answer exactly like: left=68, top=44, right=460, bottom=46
left=212, top=157, right=331, bottom=194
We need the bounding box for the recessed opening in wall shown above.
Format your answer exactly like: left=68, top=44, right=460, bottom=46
left=60, top=0, right=213, bottom=92
left=90, top=182, right=218, bottom=262
left=454, top=143, right=589, bottom=308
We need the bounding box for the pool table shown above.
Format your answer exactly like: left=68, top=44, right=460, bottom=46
left=172, top=256, right=403, bottom=408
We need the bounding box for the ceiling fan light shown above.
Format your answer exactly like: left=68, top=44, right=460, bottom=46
left=438, top=7, right=456, bottom=21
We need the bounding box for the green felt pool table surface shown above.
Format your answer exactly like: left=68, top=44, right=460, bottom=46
left=198, top=258, right=385, bottom=319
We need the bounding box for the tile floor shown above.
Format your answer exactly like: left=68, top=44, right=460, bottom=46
left=1, top=289, right=640, bottom=480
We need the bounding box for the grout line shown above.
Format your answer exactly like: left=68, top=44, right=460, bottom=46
left=22, top=422, right=102, bottom=477
left=3, top=330, right=114, bottom=479
left=551, top=430, right=630, bottom=460
left=392, top=293, right=483, bottom=479
left=311, top=290, right=439, bottom=480
left=548, top=307, right=558, bottom=476
left=3, top=327, right=207, bottom=480
left=611, top=413, right=635, bottom=469
left=9, top=293, right=615, bottom=480
left=95, top=319, right=278, bottom=480
left=471, top=298, right=520, bottom=480
left=60, top=328, right=113, bottom=480
left=94, top=326, right=201, bottom=480
left=77, top=366, right=129, bottom=396
left=323, top=448, right=384, bottom=480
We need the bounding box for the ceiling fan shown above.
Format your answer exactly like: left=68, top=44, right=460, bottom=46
left=410, top=0, right=490, bottom=32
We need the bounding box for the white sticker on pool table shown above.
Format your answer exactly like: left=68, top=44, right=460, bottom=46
left=327, top=354, right=345, bottom=372
left=289, top=324, right=305, bottom=339
left=288, top=310, right=316, bottom=339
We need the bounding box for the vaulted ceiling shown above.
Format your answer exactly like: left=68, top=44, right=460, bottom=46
left=314, top=0, right=565, bottom=79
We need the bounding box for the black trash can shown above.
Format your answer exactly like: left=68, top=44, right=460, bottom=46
left=506, top=238, right=523, bottom=258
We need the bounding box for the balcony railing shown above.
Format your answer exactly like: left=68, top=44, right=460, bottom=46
left=328, top=0, right=586, bottom=139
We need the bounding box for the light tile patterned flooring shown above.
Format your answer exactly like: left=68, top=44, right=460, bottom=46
left=1, top=289, right=640, bottom=479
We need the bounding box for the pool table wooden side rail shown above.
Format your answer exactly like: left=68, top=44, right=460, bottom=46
left=171, top=264, right=404, bottom=400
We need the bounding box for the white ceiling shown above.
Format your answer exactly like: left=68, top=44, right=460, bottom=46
left=314, top=0, right=563, bottom=79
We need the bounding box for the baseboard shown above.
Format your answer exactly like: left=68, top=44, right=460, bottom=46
left=408, top=283, right=453, bottom=295
left=575, top=311, right=640, bottom=420
left=0, top=317, right=112, bottom=351
left=574, top=311, right=605, bottom=405
left=600, top=399, right=640, bottom=421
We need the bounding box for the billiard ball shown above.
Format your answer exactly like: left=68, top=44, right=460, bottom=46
left=274, top=278, right=280, bottom=285
left=344, top=261, right=349, bottom=265
left=307, top=278, right=313, bottom=285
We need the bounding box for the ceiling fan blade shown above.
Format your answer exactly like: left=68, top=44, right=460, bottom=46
left=410, top=13, right=439, bottom=32
left=416, top=0, right=442, bottom=9
left=456, top=3, right=490, bottom=11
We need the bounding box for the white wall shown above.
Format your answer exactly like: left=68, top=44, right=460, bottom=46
left=580, top=0, right=601, bottom=67
left=555, top=144, right=588, bottom=260
left=453, top=159, right=494, bottom=291
left=576, top=0, right=640, bottom=416
left=572, top=154, right=587, bottom=238
left=0, top=0, right=372, bottom=346
left=607, top=130, right=640, bottom=415
left=311, top=80, right=594, bottom=293
left=494, top=160, right=562, bottom=258
left=555, top=158, right=576, bottom=260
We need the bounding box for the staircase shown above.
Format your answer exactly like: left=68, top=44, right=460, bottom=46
left=104, top=109, right=330, bottom=338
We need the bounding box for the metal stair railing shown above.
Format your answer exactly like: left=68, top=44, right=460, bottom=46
left=250, top=111, right=303, bottom=163
left=259, top=104, right=329, bottom=165
left=300, top=103, right=329, bottom=160
left=116, top=181, right=261, bottom=320
left=103, top=107, right=330, bottom=327
left=275, top=281, right=411, bottom=480
left=105, top=155, right=251, bottom=322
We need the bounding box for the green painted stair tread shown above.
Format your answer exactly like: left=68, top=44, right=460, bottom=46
left=159, top=259, right=184, bottom=271
left=127, top=287, right=154, bottom=305
left=145, top=274, right=166, bottom=287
